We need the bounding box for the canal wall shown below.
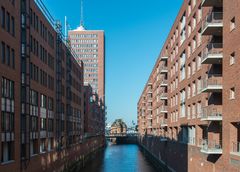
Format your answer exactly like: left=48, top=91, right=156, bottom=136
left=138, top=136, right=184, bottom=172
left=63, top=135, right=106, bottom=172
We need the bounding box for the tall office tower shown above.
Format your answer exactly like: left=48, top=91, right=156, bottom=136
left=68, top=25, right=105, bottom=103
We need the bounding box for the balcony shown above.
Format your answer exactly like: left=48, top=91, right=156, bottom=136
left=160, top=93, right=168, bottom=100
left=202, top=12, right=223, bottom=36
left=200, top=139, right=222, bottom=154
left=160, top=119, right=168, bottom=127
left=160, top=66, right=168, bottom=74
left=202, top=0, right=223, bottom=7
left=160, top=106, right=168, bottom=113
left=201, top=43, right=223, bottom=64
left=160, top=56, right=168, bottom=61
left=201, top=105, right=222, bottom=121
left=160, top=80, right=168, bottom=87
left=202, top=74, right=223, bottom=93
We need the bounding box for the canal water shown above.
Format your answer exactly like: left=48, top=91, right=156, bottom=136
left=81, top=143, right=158, bottom=172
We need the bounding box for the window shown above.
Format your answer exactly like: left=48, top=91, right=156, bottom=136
left=6, top=45, right=10, bottom=66
left=188, top=64, right=191, bottom=78
left=192, top=59, right=196, bottom=74
left=40, top=94, right=46, bottom=108
left=197, top=6, right=202, bottom=23
left=192, top=81, right=196, bottom=96
left=187, top=105, right=191, bottom=119
left=11, top=49, right=15, bottom=68
left=197, top=101, right=202, bottom=118
left=48, top=119, right=54, bottom=132
left=187, top=85, right=191, bottom=98
left=192, top=0, right=196, bottom=8
left=188, top=22, right=192, bottom=37
left=6, top=12, right=10, bottom=33
left=197, top=29, right=202, bottom=47
left=40, top=139, right=46, bottom=153
left=230, top=17, right=236, bottom=31
left=1, top=7, right=5, bottom=28
left=230, top=87, right=235, bottom=99
left=48, top=97, right=53, bottom=111
left=197, top=53, right=201, bottom=70
left=192, top=37, right=196, bottom=52
left=192, top=14, right=196, bottom=30
left=40, top=118, right=46, bottom=130
left=197, top=77, right=201, bottom=94
left=230, top=52, right=235, bottom=65
left=2, top=77, right=14, bottom=99
left=31, top=116, right=38, bottom=131
left=1, top=141, right=14, bottom=163
left=188, top=1, right=191, bottom=17
left=192, top=103, right=196, bottom=119
left=11, top=16, right=15, bottom=36
left=1, top=42, right=5, bottom=63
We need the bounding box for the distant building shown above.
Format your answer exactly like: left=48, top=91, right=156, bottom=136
left=68, top=25, right=105, bottom=103
left=110, top=119, right=127, bottom=134
left=84, top=84, right=105, bottom=136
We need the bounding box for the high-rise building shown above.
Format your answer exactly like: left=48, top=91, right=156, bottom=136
left=138, top=0, right=240, bottom=171
left=68, top=26, right=105, bottom=103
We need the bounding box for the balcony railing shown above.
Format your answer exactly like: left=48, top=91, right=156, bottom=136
left=160, top=93, right=168, bottom=100
left=160, top=119, right=168, bottom=127
left=201, top=105, right=222, bottom=121
left=202, top=74, right=223, bottom=92
left=202, top=43, right=223, bottom=64
left=160, top=80, right=168, bottom=87
left=147, top=115, right=153, bottom=119
left=200, top=139, right=222, bottom=154
left=188, top=137, right=196, bottom=145
left=202, top=12, right=223, bottom=35
left=160, top=66, right=168, bottom=74
left=160, top=106, right=168, bottom=113
left=202, top=0, right=223, bottom=7
left=160, top=56, right=168, bottom=61
left=232, top=141, right=240, bottom=155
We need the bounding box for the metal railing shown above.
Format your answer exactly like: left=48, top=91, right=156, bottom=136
left=160, top=66, right=168, bottom=72
left=160, top=80, right=168, bottom=86
left=188, top=137, right=195, bottom=145
left=200, top=139, right=222, bottom=153
left=202, top=43, right=223, bottom=62
left=202, top=74, right=222, bottom=90
left=160, top=106, right=168, bottom=112
left=232, top=141, right=240, bottom=154
left=202, top=12, right=223, bottom=31
left=201, top=105, right=222, bottom=120
left=160, top=93, right=168, bottom=98
left=160, top=119, right=167, bottom=126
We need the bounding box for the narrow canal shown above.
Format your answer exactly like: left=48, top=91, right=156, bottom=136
left=81, top=143, right=158, bottom=172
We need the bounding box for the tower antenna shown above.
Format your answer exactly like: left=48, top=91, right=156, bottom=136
left=80, top=0, right=84, bottom=26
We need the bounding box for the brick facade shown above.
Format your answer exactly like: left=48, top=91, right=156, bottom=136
left=138, top=0, right=240, bottom=171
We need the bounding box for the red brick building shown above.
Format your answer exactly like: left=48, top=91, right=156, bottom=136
left=138, top=0, right=240, bottom=171
left=68, top=26, right=105, bottom=103
left=0, top=1, right=104, bottom=172
left=84, top=84, right=105, bottom=136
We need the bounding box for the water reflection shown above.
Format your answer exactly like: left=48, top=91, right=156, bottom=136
left=81, top=143, right=158, bottom=172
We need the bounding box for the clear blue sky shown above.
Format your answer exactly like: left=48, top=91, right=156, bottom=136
left=42, top=0, right=183, bottom=126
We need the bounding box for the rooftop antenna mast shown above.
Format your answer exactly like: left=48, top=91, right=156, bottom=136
left=80, top=0, right=84, bottom=27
